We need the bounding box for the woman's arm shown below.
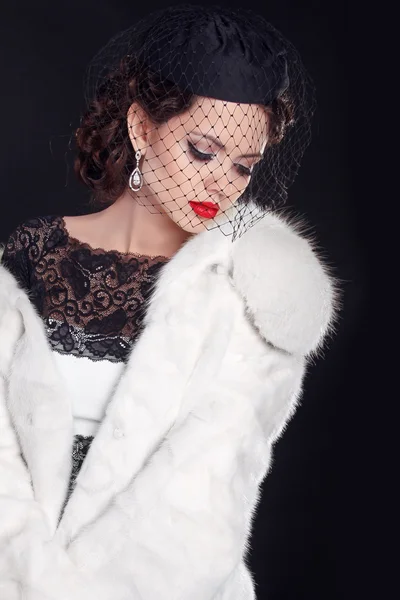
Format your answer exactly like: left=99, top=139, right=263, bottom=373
left=57, top=216, right=337, bottom=600
left=0, top=275, right=34, bottom=536
left=0, top=270, right=48, bottom=595
left=61, top=338, right=305, bottom=600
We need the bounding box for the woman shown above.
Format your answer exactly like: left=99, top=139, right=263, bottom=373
left=0, top=5, right=337, bottom=599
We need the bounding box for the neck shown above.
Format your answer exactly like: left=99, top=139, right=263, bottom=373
left=91, top=190, right=193, bottom=258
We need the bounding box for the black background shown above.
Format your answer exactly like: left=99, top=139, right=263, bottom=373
left=1, top=2, right=362, bottom=599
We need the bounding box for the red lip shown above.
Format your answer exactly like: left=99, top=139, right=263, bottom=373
left=189, top=201, right=220, bottom=219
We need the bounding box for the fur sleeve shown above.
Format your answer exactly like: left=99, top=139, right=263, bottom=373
left=54, top=299, right=306, bottom=600
left=0, top=268, right=35, bottom=536
left=0, top=267, right=51, bottom=595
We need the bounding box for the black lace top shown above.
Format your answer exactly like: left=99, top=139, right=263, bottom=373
left=2, top=214, right=169, bottom=507
left=2, top=214, right=169, bottom=363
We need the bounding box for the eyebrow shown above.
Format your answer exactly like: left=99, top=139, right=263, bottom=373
left=191, top=131, right=263, bottom=159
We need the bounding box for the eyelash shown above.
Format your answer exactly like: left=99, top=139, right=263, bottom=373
left=187, top=142, right=252, bottom=177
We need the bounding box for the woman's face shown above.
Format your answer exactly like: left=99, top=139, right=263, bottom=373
left=128, top=96, right=269, bottom=233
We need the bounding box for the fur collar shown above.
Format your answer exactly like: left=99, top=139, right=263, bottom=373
left=1, top=208, right=337, bottom=357
left=139, top=208, right=338, bottom=356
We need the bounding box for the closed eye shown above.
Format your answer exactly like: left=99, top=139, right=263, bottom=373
left=187, top=141, right=215, bottom=161
left=188, top=142, right=253, bottom=178
left=235, top=164, right=252, bottom=177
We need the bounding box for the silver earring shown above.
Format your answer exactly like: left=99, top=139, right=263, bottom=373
left=129, top=150, right=143, bottom=192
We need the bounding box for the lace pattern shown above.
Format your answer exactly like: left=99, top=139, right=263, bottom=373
left=2, top=215, right=169, bottom=362
left=59, top=434, right=94, bottom=520
left=68, top=434, right=94, bottom=498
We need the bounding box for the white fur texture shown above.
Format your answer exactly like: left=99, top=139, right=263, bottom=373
left=0, top=211, right=338, bottom=599
left=231, top=211, right=338, bottom=355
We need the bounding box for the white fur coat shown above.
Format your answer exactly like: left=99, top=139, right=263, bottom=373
left=0, top=211, right=337, bottom=599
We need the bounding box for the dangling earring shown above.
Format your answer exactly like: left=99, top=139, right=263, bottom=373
left=129, top=150, right=143, bottom=192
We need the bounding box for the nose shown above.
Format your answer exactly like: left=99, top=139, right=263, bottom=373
left=204, top=157, right=237, bottom=201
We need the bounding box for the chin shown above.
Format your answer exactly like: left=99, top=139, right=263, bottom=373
left=160, top=202, right=240, bottom=236
left=180, top=219, right=209, bottom=234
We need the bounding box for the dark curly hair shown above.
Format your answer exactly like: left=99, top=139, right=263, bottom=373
left=74, top=56, right=294, bottom=207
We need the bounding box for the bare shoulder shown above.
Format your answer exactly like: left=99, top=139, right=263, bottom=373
left=62, top=213, right=98, bottom=235
left=62, top=212, right=105, bottom=246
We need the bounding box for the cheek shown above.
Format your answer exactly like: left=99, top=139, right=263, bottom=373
left=143, top=138, right=198, bottom=192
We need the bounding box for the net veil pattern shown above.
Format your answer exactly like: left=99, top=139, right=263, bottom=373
left=77, top=3, right=315, bottom=240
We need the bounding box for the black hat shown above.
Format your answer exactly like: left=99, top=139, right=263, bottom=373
left=139, top=4, right=289, bottom=104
